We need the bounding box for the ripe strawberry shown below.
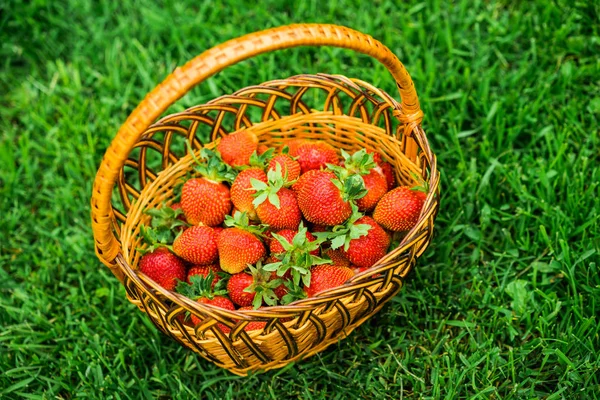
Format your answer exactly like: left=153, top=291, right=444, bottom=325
left=257, top=144, right=270, bottom=155
left=322, top=248, right=350, bottom=268
left=373, top=187, right=427, bottom=231
left=217, top=130, right=258, bottom=167
left=181, top=178, right=231, bottom=226
left=269, top=229, right=319, bottom=256
left=237, top=306, right=267, bottom=331
left=194, top=296, right=236, bottom=330
left=256, top=188, right=301, bottom=230
left=218, top=212, right=266, bottom=274
left=176, top=274, right=234, bottom=332
left=366, top=149, right=395, bottom=190
left=227, top=273, right=255, bottom=307
left=304, top=265, right=355, bottom=298
left=289, top=140, right=339, bottom=173
left=295, top=170, right=355, bottom=226
left=268, top=154, right=301, bottom=182
left=342, top=216, right=390, bottom=268
left=251, top=165, right=301, bottom=230
left=227, top=263, right=281, bottom=308
left=230, top=168, right=267, bottom=221
left=173, top=225, right=219, bottom=265
left=355, top=168, right=388, bottom=211
left=139, top=248, right=186, bottom=291
left=187, top=264, right=222, bottom=288
left=181, top=148, right=237, bottom=226
left=380, top=162, right=396, bottom=190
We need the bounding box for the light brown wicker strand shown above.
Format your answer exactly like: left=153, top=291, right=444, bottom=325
left=91, top=24, right=423, bottom=268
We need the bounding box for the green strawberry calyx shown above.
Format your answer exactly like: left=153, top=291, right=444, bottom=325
left=242, top=148, right=276, bottom=170
left=138, top=224, right=174, bottom=255
left=280, top=280, right=308, bottom=305
left=224, top=211, right=268, bottom=237
left=175, top=272, right=228, bottom=301
left=409, top=171, right=430, bottom=193
left=186, top=141, right=238, bottom=183
left=314, top=203, right=371, bottom=251
left=249, top=163, right=294, bottom=210
left=263, top=223, right=331, bottom=287
left=243, top=261, right=282, bottom=309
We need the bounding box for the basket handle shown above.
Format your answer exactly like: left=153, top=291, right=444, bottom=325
left=91, top=23, right=422, bottom=267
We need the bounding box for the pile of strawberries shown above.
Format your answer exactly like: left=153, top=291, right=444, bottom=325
left=138, top=130, right=426, bottom=331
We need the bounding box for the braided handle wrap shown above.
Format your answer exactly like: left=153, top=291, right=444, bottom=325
left=91, top=24, right=422, bottom=268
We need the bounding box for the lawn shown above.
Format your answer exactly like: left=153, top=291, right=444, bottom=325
left=1, top=0, right=599, bottom=398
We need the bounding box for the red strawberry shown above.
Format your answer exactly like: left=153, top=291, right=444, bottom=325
left=139, top=248, right=186, bottom=291
left=237, top=306, right=267, bottom=331
left=295, top=170, right=353, bottom=226
left=269, top=229, right=319, bottom=256
left=227, top=263, right=281, bottom=308
left=227, top=273, right=255, bottom=307
left=289, top=141, right=339, bottom=173
left=217, top=130, right=258, bottom=167
left=305, top=265, right=355, bottom=298
left=342, top=216, right=390, bottom=268
left=255, top=188, right=301, bottom=230
left=322, top=248, right=350, bottom=268
left=187, top=264, right=222, bottom=288
left=257, top=144, right=270, bottom=155
left=230, top=168, right=267, bottom=221
left=218, top=228, right=266, bottom=273
left=251, top=165, right=302, bottom=230
left=366, top=149, right=383, bottom=164
left=193, top=296, right=235, bottom=332
left=268, top=154, right=301, bottom=182
left=181, top=177, right=232, bottom=226
left=373, top=187, right=427, bottom=231
left=176, top=274, right=234, bottom=332
left=355, top=168, right=388, bottom=211
left=380, top=162, right=396, bottom=190
left=173, top=225, right=219, bottom=265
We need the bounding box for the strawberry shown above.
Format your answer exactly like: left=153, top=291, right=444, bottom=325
left=218, top=212, right=267, bottom=274
left=173, top=225, right=219, bottom=265
left=305, top=264, right=355, bottom=298
left=139, top=248, right=186, bottom=291
left=355, top=168, right=388, bottom=211
left=352, top=265, right=370, bottom=274
left=342, top=216, right=390, bottom=268
left=367, top=149, right=395, bottom=190
left=373, top=186, right=427, bottom=231
left=237, top=306, right=267, bottom=331
left=227, top=263, right=281, bottom=308
left=230, top=168, right=267, bottom=221
left=227, top=273, right=255, bottom=307
left=295, top=170, right=364, bottom=226
left=217, top=130, right=258, bottom=167
left=187, top=264, right=222, bottom=288
left=181, top=149, right=236, bottom=226
left=264, top=223, right=330, bottom=287
left=176, top=274, right=234, bottom=331
left=329, top=149, right=385, bottom=212
left=322, top=248, right=350, bottom=268
left=257, top=144, right=270, bottom=155
left=269, top=229, right=319, bottom=256
left=289, top=140, right=339, bottom=173
left=380, top=162, right=396, bottom=190
left=251, top=164, right=301, bottom=230
left=268, top=154, right=301, bottom=182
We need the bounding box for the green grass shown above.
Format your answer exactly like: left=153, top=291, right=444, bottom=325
left=1, top=0, right=599, bottom=398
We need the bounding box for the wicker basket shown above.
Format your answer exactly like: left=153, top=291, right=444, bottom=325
left=91, top=24, right=439, bottom=375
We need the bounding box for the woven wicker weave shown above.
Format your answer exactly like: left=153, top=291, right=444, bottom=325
left=91, top=24, right=440, bottom=375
